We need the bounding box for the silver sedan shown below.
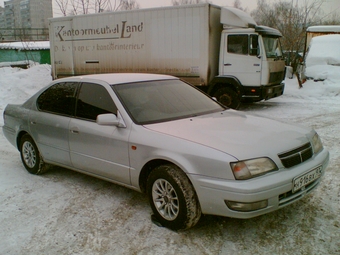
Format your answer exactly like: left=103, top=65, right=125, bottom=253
left=2, top=73, right=329, bottom=230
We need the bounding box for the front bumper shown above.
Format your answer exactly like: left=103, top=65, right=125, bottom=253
left=241, top=83, right=285, bottom=102
left=190, top=149, right=329, bottom=219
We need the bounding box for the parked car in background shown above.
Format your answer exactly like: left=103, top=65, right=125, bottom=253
left=2, top=73, right=329, bottom=230
left=304, top=34, right=340, bottom=81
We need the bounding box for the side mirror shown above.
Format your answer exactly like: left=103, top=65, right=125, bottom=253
left=96, top=113, right=126, bottom=128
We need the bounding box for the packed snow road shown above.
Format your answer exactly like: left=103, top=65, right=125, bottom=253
left=0, top=66, right=339, bottom=255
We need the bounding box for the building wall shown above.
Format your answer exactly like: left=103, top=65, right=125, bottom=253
left=1, top=0, right=52, bottom=29
left=0, top=7, right=4, bottom=28
left=0, top=48, right=51, bottom=64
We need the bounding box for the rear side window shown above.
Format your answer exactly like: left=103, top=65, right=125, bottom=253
left=37, top=82, right=77, bottom=116
left=76, top=82, right=117, bottom=121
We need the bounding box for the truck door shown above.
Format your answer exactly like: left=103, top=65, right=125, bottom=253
left=222, top=34, right=261, bottom=86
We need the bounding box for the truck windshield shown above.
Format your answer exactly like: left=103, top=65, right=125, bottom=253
left=263, top=36, right=283, bottom=59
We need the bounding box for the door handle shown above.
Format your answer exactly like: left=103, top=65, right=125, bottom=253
left=70, top=128, right=79, bottom=134
left=224, top=63, right=232, bottom=66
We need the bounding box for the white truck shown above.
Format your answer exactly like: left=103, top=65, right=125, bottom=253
left=49, top=3, right=285, bottom=109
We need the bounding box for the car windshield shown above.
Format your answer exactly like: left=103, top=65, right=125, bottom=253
left=112, top=79, right=225, bottom=124
left=263, top=36, right=283, bottom=58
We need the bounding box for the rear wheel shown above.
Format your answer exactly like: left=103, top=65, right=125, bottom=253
left=147, top=164, right=201, bottom=231
left=20, top=134, right=48, bottom=175
left=214, top=87, right=241, bottom=109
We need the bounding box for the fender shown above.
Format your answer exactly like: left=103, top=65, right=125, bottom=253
left=207, top=75, right=244, bottom=96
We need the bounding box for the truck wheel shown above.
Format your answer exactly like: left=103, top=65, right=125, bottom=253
left=20, top=134, right=48, bottom=175
left=214, top=87, right=240, bottom=109
left=147, top=164, right=201, bottom=231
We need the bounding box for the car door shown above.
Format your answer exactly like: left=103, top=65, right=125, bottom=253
left=222, top=33, right=262, bottom=86
left=68, top=82, right=131, bottom=184
left=29, top=82, right=78, bottom=166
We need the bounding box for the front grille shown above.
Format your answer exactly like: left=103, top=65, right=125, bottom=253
left=278, top=143, right=313, bottom=168
left=269, top=71, right=285, bottom=84
left=278, top=178, right=320, bottom=207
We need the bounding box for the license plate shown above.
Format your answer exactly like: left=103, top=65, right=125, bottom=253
left=292, top=166, right=323, bottom=193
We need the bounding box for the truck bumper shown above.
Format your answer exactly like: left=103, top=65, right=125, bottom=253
left=241, top=83, right=285, bottom=102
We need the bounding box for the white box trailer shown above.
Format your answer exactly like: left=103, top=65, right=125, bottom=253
left=49, top=4, right=285, bottom=108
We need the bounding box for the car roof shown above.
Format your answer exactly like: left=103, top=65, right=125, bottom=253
left=55, top=73, right=178, bottom=85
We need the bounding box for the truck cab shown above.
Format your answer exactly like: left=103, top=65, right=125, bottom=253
left=209, top=8, right=285, bottom=109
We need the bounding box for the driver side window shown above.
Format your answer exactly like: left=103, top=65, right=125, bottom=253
left=227, top=34, right=259, bottom=56
left=228, top=34, right=248, bottom=55
left=76, top=83, right=117, bottom=121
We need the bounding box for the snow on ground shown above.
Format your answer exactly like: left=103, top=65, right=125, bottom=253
left=0, top=65, right=339, bottom=255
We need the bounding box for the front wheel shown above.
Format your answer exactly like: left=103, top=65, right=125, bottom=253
left=147, top=164, right=201, bottom=231
left=20, top=134, right=48, bottom=175
left=213, top=87, right=241, bottom=109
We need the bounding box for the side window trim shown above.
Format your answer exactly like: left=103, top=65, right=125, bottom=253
left=36, top=82, right=78, bottom=117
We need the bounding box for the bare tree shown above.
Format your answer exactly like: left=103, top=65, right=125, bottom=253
left=55, top=0, right=140, bottom=14
left=55, top=0, right=69, bottom=16
left=232, top=0, right=248, bottom=12
left=119, top=0, right=140, bottom=10
left=68, top=0, right=81, bottom=15
left=94, top=0, right=112, bottom=13
left=251, top=0, right=327, bottom=71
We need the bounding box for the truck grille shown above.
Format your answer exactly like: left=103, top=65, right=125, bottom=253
left=269, top=71, right=285, bottom=84
left=278, top=143, right=313, bottom=168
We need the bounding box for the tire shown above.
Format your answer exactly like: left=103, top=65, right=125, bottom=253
left=214, top=87, right=241, bottom=109
left=147, top=164, right=201, bottom=231
left=20, top=134, right=48, bottom=175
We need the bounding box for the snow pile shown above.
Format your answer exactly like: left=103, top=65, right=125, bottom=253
left=0, top=41, right=50, bottom=50
left=305, top=34, right=340, bottom=81
left=0, top=65, right=52, bottom=125
left=0, top=60, right=36, bottom=68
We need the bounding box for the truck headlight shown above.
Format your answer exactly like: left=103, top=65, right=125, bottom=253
left=231, top=158, right=278, bottom=180
left=312, top=133, right=323, bottom=154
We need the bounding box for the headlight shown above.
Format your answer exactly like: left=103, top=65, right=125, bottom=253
left=230, top=158, right=278, bottom=180
left=312, top=133, right=323, bottom=154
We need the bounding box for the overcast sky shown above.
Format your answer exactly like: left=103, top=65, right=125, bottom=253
left=0, top=0, right=339, bottom=17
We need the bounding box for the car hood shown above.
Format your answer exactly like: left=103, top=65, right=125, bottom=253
left=145, top=110, right=313, bottom=160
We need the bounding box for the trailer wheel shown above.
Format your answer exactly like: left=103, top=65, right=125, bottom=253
left=214, top=87, right=240, bottom=109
